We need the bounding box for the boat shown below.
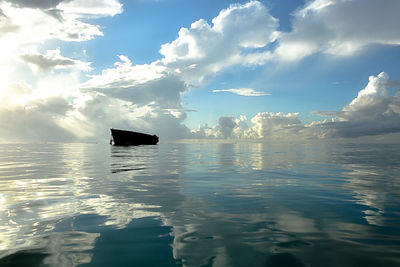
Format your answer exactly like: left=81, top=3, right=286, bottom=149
left=110, top=128, right=159, bottom=146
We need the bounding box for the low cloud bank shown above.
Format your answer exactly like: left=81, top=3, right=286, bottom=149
left=192, top=72, right=400, bottom=141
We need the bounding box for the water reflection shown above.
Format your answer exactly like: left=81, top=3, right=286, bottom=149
left=0, top=142, right=399, bottom=266
left=164, top=142, right=400, bottom=266
left=0, top=143, right=168, bottom=265
left=328, top=144, right=400, bottom=228
left=110, top=145, right=159, bottom=174
left=0, top=231, right=99, bottom=266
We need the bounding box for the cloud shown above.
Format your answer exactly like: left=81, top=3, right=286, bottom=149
left=275, top=0, right=400, bottom=61
left=0, top=82, right=78, bottom=142
left=218, top=116, right=237, bottom=138
left=212, top=88, right=270, bottom=96
left=4, top=0, right=122, bottom=16
left=0, top=0, right=192, bottom=142
left=160, top=1, right=279, bottom=83
left=191, top=112, right=305, bottom=140
left=194, top=73, right=400, bottom=141
left=161, top=0, right=400, bottom=73
left=58, top=0, right=123, bottom=17
left=203, top=73, right=400, bottom=141
left=0, top=72, right=96, bottom=142
left=2, top=0, right=400, bottom=143
left=158, top=0, right=400, bottom=83
left=0, top=7, right=18, bottom=35
left=69, top=1, right=289, bottom=142
left=20, top=48, right=92, bottom=71
left=249, top=112, right=304, bottom=139
left=0, top=0, right=122, bottom=47
left=0, top=105, right=76, bottom=142
left=0, top=3, right=102, bottom=45
left=82, top=56, right=187, bottom=109
left=0, top=0, right=191, bottom=142
left=386, top=80, right=400, bottom=90
left=312, top=72, right=400, bottom=138
left=76, top=93, right=192, bottom=141
left=4, top=0, right=69, bottom=9
left=80, top=55, right=191, bottom=140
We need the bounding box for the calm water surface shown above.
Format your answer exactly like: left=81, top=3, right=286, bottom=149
left=0, top=142, right=399, bottom=266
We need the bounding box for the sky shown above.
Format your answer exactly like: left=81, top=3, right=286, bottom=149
left=0, top=0, right=400, bottom=143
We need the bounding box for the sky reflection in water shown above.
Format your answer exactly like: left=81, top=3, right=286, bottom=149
left=0, top=142, right=399, bottom=266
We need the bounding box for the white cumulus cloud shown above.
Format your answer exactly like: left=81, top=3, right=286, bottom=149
left=191, top=112, right=305, bottom=140
left=0, top=2, right=104, bottom=45
left=160, top=1, right=279, bottom=83
left=58, top=0, right=123, bottom=17
left=312, top=72, right=400, bottom=138
left=249, top=112, right=304, bottom=139
left=275, top=0, right=400, bottom=61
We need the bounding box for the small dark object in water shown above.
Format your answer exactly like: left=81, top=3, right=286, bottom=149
left=110, top=128, right=159, bottom=146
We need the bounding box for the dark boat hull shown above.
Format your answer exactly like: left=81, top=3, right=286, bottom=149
left=110, top=129, right=159, bottom=146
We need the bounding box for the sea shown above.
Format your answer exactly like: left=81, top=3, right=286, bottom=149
left=0, top=141, right=399, bottom=267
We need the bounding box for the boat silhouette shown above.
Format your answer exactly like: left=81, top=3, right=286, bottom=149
left=110, top=128, right=159, bottom=146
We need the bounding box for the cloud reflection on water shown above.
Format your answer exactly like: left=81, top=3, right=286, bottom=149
left=0, top=143, right=164, bottom=264
left=0, top=142, right=399, bottom=266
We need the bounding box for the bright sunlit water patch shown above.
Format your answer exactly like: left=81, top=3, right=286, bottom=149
left=0, top=142, right=399, bottom=266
